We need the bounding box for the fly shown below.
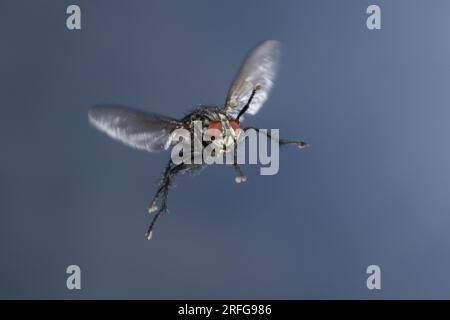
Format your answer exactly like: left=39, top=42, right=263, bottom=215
left=88, top=40, right=308, bottom=240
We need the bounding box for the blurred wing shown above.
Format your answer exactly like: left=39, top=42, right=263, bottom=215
left=224, top=40, right=281, bottom=119
left=88, top=105, right=181, bottom=152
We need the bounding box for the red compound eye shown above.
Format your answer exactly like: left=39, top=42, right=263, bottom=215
left=207, top=121, right=222, bottom=140
left=229, top=119, right=240, bottom=134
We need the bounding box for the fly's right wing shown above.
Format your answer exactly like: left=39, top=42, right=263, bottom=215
left=88, top=105, right=181, bottom=152
left=224, top=40, right=281, bottom=119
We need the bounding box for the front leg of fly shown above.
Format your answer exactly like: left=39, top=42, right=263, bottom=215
left=228, top=120, right=246, bottom=183
left=233, top=146, right=247, bottom=183
left=244, top=126, right=309, bottom=149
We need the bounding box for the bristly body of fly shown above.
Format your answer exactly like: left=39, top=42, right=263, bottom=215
left=88, top=40, right=308, bottom=240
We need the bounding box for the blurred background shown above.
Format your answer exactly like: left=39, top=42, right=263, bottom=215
left=1, top=0, right=450, bottom=299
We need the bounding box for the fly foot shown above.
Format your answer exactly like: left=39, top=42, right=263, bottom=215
left=148, top=201, right=158, bottom=213
left=235, top=175, right=247, bottom=183
left=298, top=141, right=309, bottom=149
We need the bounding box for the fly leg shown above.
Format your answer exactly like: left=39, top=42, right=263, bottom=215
left=230, top=85, right=260, bottom=184
left=233, top=165, right=247, bottom=183
left=232, top=146, right=247, bottom=183
left=145, top=160, right=187, bottom=240
left=244, top=127, right=309, bottom=149
left=147, top=161, right=172, bottom=214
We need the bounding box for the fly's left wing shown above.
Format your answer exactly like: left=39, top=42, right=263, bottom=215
left=224, top=40, right=281, bottom=119
left=88, top=105, right=181, bottom=152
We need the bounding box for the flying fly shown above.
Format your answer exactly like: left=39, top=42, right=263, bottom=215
left=88, top=40, right=308, bottom=239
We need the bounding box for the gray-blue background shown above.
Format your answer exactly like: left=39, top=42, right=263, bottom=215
left=1, top=0, right=450, bottom=299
